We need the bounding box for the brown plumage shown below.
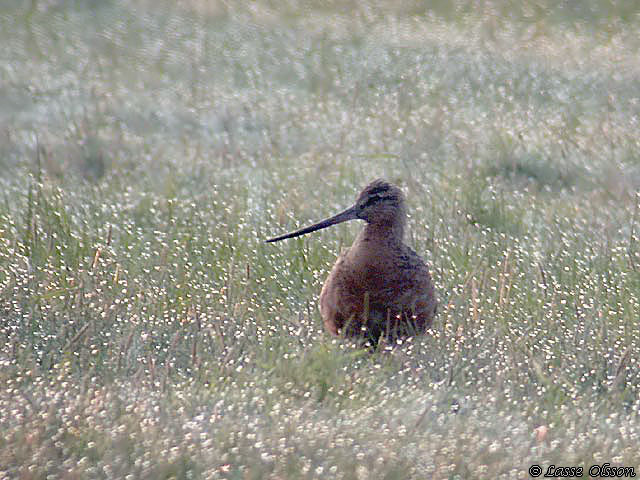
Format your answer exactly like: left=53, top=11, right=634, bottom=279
left=267, top=179, right=437, bottom=345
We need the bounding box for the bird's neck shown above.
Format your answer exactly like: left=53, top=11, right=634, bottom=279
left=360, top=218, right=405, bottom=245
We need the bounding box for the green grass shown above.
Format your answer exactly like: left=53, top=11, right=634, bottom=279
left=2, top=0, right=640, bottom=478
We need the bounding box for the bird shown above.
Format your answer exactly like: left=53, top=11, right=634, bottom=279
left=266, top=179, right=437, bottom=346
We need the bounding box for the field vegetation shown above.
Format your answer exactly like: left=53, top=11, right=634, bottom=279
left=1, top=1, right=640, bottom=478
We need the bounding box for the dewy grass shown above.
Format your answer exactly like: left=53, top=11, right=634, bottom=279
left=2, top=1, right=640, bottom=478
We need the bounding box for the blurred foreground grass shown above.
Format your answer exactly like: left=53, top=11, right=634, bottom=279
left=1, top=1, right=640, bottom=478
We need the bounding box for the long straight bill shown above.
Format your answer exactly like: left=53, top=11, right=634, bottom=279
left=266, top=205, right=358, bottom=243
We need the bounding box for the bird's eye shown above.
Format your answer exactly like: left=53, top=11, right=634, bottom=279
left=362, top=195, right=381, bottom=209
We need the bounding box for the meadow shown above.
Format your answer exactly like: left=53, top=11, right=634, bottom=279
left=1, top=1, right=640, bottom=478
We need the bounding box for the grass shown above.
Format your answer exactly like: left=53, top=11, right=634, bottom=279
left=2, top=0, right=640, bottom=478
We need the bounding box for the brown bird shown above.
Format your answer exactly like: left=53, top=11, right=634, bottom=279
left=267, top=179, right=437, bottom=345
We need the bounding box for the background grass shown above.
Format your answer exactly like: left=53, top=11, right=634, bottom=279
left=2, top=0, right=640, bottom=478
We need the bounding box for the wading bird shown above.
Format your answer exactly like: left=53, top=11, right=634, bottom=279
left=267, top=179, right=437, bottom=345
